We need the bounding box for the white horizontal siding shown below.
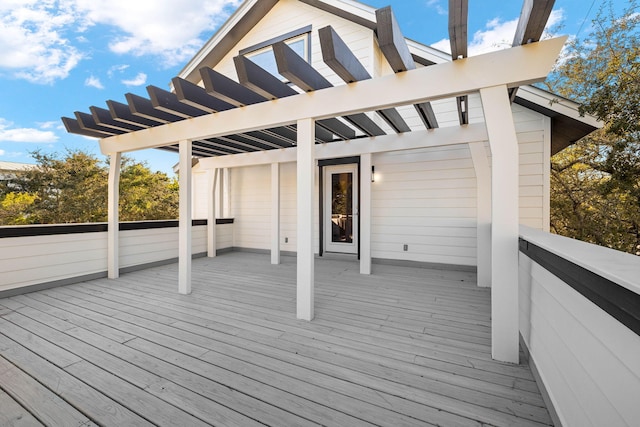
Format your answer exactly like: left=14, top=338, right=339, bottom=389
left=0, top=233, right=107, bottom=291
left=209, top=0, right=373, bottom=89
left=0, top=225, right=213, bottom=292
left=371, top=145, right=477, bottom=266
left=231, top=165, right=271, bottom=250
left=519, top=232, right=640, bottom=427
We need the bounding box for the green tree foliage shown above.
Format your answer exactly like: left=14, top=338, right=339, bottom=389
left=545, top=0, right=640, bottom=254
left=0, top=150, right=178, bottom=225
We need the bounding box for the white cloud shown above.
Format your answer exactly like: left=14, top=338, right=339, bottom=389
left=85, top=75, right=104, bottom=89
left=426, top=0, right=447, bottom=16
left=108, top=64, right=129, bottom=77
left=0, top=2, right=83, bottom=84
left=73, top=0, right=242, bottom=66
left=0, top=0, right=241, bottom=83
left=431, top=9, right=565, bottom=56
left=121, top=72, right=147, bottom=87
left=36, top=121, right=58, bottom=129
left=0, top=119, right=58, bottom=143
left=0, top=149, right=5, bottom=156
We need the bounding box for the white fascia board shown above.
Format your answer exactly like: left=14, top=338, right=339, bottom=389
left=518, top=85, right=602, bottom=128
left=101, top=37, right=565, bottom=155
left=407, top=39, right=451, bottom=64
left=178, top=0, right=261, bottom=81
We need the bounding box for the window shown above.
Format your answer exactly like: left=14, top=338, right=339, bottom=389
left=239, top=26, right=311, bottom=80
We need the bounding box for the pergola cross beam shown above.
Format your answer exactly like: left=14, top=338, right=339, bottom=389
left=375, top=6, right=438, bottom=129
left=448, top=0, right=470, bottom=125
left=99, top=36, right=566, bottom=155
left=319, top=25, right=410, bottom=133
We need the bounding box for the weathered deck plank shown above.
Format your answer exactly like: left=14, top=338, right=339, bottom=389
left=0, top=252, right=552, bottom=426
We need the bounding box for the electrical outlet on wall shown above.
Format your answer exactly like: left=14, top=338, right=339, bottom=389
left=403, top=244, right=408, bottom=251
left=285, top=237, right=288, bottom=243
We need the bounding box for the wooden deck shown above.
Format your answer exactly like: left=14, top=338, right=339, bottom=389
left=0, top=252, right=552, bottom=426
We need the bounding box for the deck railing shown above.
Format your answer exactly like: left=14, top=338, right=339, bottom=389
left=519, top=225, right=640, bottom=427
left=0, top=219, right=233, bottom=297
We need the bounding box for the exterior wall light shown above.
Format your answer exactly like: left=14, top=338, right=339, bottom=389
left=371, top=165, right=375, bottom=183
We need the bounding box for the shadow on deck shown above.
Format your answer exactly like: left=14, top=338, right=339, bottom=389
left=0, top=252, right=552, bottom=426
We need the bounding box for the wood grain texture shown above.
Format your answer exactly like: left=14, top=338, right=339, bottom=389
left=0, top=253, right=553, bottom=426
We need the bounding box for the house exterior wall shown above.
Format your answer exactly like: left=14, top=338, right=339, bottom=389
left=202, top=0, right=375, bottom=87
left=224, top=105, right=550, bottom=267
left=191, top=0, right=552, bottom=267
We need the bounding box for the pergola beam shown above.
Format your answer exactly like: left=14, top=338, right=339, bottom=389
left=75, top=111, right=122, bottom=136
left=234, top=55, right=298, bottom=100
left=200, top=66, right=267, bottom=107
left=319, top=25, right=411, bottom=133
left=172, top=77, right=235, bottom=113
left=513, top=0, right=556, bottom=45
left=126, top=93, right=183, bottom=123
left=62, top=117, right=108, bottom=139
left=448, top=0, right=468, bottom=60
left=91, top=106, right=144, bottom=132
left=100, top=37, right=566, bottom=155
left=107, top=100, right=160, bottom=128
left=235, top=54, right=356, bottom=140
left=448, top=0, right=470, bottom=125
left=273, top=41, right=385, bottom=137
left=510, top=0, right=556, bottom=100
left=375, top=6, right=439, bottom=129
left=147, top=85, right=208, bottom=118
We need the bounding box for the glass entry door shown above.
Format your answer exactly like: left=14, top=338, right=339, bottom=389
left=324, top=164, right=358, bottom=254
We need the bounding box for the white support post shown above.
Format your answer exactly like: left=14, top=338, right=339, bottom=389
left=207, top=168, right=218, bottom=258
left=223, top=168, right=231, bottom=218
left=271, top=163, right=281, bottom=265
left=360, top=153, right=372, bottom=275
left=107, top=152, right=121, bottom=279
left=296, top=118, right=315, bottom=321
left=480, top=85, right=520, bottom=364
left=179, top=140, right=193, bottom=295
left=468, top=142, right=492, bottom=288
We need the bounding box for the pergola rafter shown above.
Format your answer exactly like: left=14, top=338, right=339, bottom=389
left=448, top=0, right=469, bottom=125
left=375, top=6, right=438, bottom=129
left=98, top=37, right=565, bottom=154
left=510, top=0, right=556, bottom=100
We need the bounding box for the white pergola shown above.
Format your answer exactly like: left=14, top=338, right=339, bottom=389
left=64, top=1, right=562, bottom=363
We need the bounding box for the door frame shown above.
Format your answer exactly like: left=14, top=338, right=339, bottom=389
left=318, top=156, right=360, bottom=258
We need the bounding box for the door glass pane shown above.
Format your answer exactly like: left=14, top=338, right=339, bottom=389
left=331, top=172, right=353, bottom=243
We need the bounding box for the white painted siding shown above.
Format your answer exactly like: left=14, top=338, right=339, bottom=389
left=225, top=100, right=549, bottom=267
left=206, top=0, right=375, bottom=89
left=0, top=224, right=224, bottom=293
left=371, top=145, right=477, bottom=265
left=231, top=165, right=271, bottom=249
left=0, top=232, right=107, bottom=291
left=519, top=228, right=640, bottom=427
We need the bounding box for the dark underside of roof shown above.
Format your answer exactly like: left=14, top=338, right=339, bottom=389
left=514, top=96, right=597, bottom=155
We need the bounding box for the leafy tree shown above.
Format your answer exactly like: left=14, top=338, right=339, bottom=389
left=545, top=0, right=640, bottom=254
left=0, top=150, right=179, bottom=225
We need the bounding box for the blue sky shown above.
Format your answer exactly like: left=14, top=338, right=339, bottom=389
left=0, top=0, right=617, bottom=176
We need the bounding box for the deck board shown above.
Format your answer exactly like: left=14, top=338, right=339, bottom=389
left=0, top=252, right=552, bottom=426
